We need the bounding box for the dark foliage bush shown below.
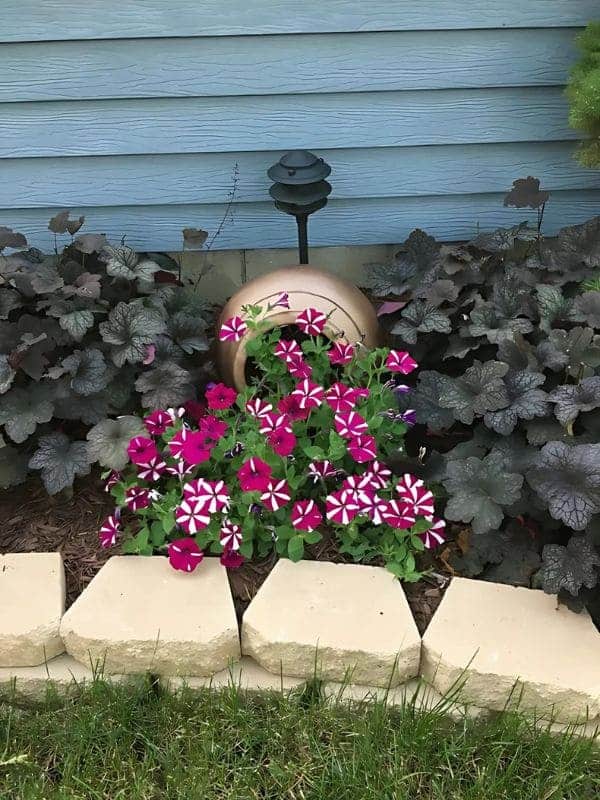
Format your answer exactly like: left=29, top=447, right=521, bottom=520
left=367, top=179, right=600, bottom=618
left=0, top=213, right=213, bottom=494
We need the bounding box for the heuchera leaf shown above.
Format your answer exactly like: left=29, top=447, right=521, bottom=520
left=0, top=386, right=54, bottom=443
left=468, top=305, right=533, bottom=344
left=391, top=301, right=451, bottom=344
left=503, top=176, right=550, bottom=209
left=439, top=360, right=509, bottom=425
left=167, top=311, right=210, bottom=354
left=86, top=415, right=145, bottom=470
left=0, top=443, right=29, bottom=488
left=0, top=226, right=27, bottom=251
left=367, top=229, right=440, bottom=296
left=527, top=441, right=600, bottom=530
left=59, top=309, right=95, bottom=341
left=29, top=432, right=91, bottom=494
left=484, top=370, right=549, bottom=435
left=548, top=377, right=600, bottom=427
left=134, top=362, right=194, bottom=408
left=543, top=216, right=600, bottom=272
left=572, top=290, right=600, bottom=329
left=416, top=279, right=459, bottom=307
left=537, top=327, right=600, bottom=377
left=452, top=523, right=541, bottom=586
left=0, top=355, right=16, bottom=394
left=99, top=301, right=166, bottom=367
left=471, top=222, right=537, bottom=253
left=103, top=245, right=160, bottom=283
left=535, top=285, right=573, bottom=330
left=497, top=333, right=541, bottom=371
left=59, top=348, right=108, bottom=396
left=538, top=536, right=600, bottom=597
left=443, top=452, right=524, bottom=534
left=0, top=289, right=22, bottom=320
left=407, top=370, right=455, bottom=432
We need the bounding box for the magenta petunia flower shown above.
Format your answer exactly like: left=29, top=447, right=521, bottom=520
left=308, top=460, right=337, bottom=482
left=143, top=409, right=173, bottom=436
left=137, top=456, right=166, bottom=482
left=220, top=520, right=243, bottom=551
left=325, top=382, right=358, bottom=413
left=246, top=397, right=274, bottom=418
left=127, top=436, right=159, bottom=466
left=219, top=315, right=247, bottom=342
left=183, top=399, right=207, bottom=423
left=99, top=514, right=120, bottom=548
left=104, top=470, right=121, bottom=491
left=363, top=460, right=392, bottom=490
left=328, top=341, right=355, bottom=366
left=342, top=474, right=374, bottom=506
left=260, top=479, right=291, bottom=511
left=205, top=382, right=237, bottom=410
left=291, top=499, right=323, bottom=532
left=334, top=410, right=368, bottom=439
left=278, top=394, right=310, bottom=421
left=165, top=460, right=194, bottom=478
left=168, top=537, right=204, bottom=572
left=167, top=406, right=187, bottom=421
left=347, top=434, right=377, bottom=463
left=184, top=479, right=229, bottom=513
left=419, top=517, right=446, bottom=549
left=274, top=339, right=303, bottom=363
left=220, top=548, right=245, bottom=568
left=180, top=431, right=213, bottom=466
left=199, top=414, right=228, bottom=443
left=396, top=474, right=435, bottom=517
left=326, top=489, right=360, bottom=525
left=267, top=428, right=296, bottom=457
left=271, top=292, right=290, bottom=309
left=175, top=499, right=211, bottom=533
left=168, top=428, right=188, bottom=459
left=286, top=354, right=312, bottom=379
left=125, top=486, right=152, bottom=511
left=296, top=307, right=327, bottom=336
left=360, top=493, right=388, bottom=525
left=349, top=386, right=370, bottom=403
left=381, top=499, right=416, bottom=529
left=183, top=478, right=209, bottom=499
left=291, top=379, right=324, bottom=409
left=237, top=457, right=272, bottom=492
left=400, top=409, right=417, bottom=426
left=386, top=350, right=418, bottom=374
left=259, top=412, right=292, bottom=435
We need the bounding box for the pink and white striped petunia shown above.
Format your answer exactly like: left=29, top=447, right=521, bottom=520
left=99, top=514, right=120, bottom=548
left=259, top=412, right=292, bottom=435
left=362, top=460, right=392, bottom=490
left=165, top=460, right=194, bottom=478
left=308, top=460, right=337, bottom=482
left=286, top=354, right=312, bottom=379
left=271, top=291, right=290, bottom=309
left=220, top=520, right=243, bottom=551
left=291, top=499, right=323, bottom=532
left=237, top=457, right=272, bottom=492
left=342, top=474, right=374, bottom=506
left=360, top=493, right=389, bottom=525
left=246, top=397, right=273, bottom=418
left=386, top=350, right=418, bottom=375
left=296, top=307, right=327, bottom=336
left=347, top=434, right=377, bottom=463
left=326, top=489, right=360, bottom=525
left=168, top=428, right=188, bottom=459
left=291, top=379, right=324, bottom=410
left=183, top=478, right=209, bottom=500
left=350, top=387, right=370, bottom=402
left=325, top=382, right=358, bottom=413
left=137, top=456, right=166, bottom=482
left=143, top=409, right=173, bottom=436
left=219, top=315, right=247, bottom=342
left=334, top=410, right=368, bottom=440
left=328, top=341, right=355, bottom=366
left=260, top=479, right=291, bottom=511
left=104, top=470, right=121, bottom=491
left=175, top=499, right=211, bottom=533
left=396, top=473, right=435, bottom=517
left=419, top=517, right=446, bottom=549
left=274, top=339, right=303, bottom=363
left=168, top=538, right=204, bottom=572
left=125, top=486, right=152, bottom=511
left=127, top=436, right=159, bottom=466
left=267, top=428, right=297, bottom=457
left=381, top=499, right=416, bottom=529
left=191, top=479, right=230, bottom=513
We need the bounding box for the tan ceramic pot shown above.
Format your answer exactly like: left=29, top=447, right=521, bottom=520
left=217, top=265, right=381, bottom=389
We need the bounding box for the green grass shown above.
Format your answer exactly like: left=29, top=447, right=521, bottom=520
left=0, top=679, right=598, bottom=799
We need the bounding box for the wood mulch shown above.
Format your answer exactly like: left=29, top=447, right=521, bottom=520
left=1, top=473, right=450, bottom=634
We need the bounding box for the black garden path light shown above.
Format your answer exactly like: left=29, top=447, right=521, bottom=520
left=267, top=150, right=332, bottom=264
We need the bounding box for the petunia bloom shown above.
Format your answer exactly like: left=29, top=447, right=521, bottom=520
left=166, top=460, right=194, bottom=478
left=104, top=470, right=121, bottom=491
left=220, top=520, right=243, bottom=551
left=144, top=409, right=173, bottom=436
left=219, top=315, right=247, bottom=342
left=347, top=434, right=377, bottom=463
left=125, top=486, right=152, bottom=511
left=308, top=460, right=337, bottom=482
left=381, top=499, right=416, bottom=529
left=270, top=292, right=290, bottom=309
left=175, top=499, right=211, bottom=533
left=168, top=428, right=189, bottom=459
left=325, top=382, right=358, bottom=413
left=363, top=460, right=391, bottom=490
left=278, top=394, right=310, bottom=421
left=286, top=354, right=312, bottom=379
left=168, top=537, right=204, bottom=572
left=198, top=414, right=228, bottom=444
left=205, top=382, right=237, bottom=410
left=137, top=456, right=166, bottom=482
left=267, top=428, right=296, bottom=457
left=342, top=474, right=374, bottom=506
left=260, top=479, right=291, bottom=511
left=259, top=412, right=292, bottom=435
left=184, top=479, right=230, bottom=513
left=386, top=350, right=418, bottom=374
left=326, top=489, right=360, bottom=525
left=419, top=517, right=446, bottom=549
left=274, top=339, right=303, bottom=363
left=99, top=514, right=120, bottom=548
left=246, top=397, right=273, bottom=419
left=291, top=499, right=323, bottom=532
left=127, top=436, right=159, bottom=466
left=180, top=431, right=213, bottom=466
left=360, top=493, right=388, bottom=525
left=328, top=341, right=355, bottom=366
left=237, top=457, right=272, bottom=492
left=396, top=474, right=435, bottom=517
left=296, top=307, right=327, bottom=336
left=220, top=549, right=245, bottom=568
left=334, top=410, right=368, bottom=439
left=291, top=379, right=324, bottom=410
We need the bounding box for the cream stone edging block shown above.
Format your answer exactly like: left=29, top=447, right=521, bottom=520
left=241, top=560, right=421, bottom=687
left=422, top=577, right=600, bottom=724
left=60, top=556, right=240, bottom=676
left=0, top=552, right=65, bottom=667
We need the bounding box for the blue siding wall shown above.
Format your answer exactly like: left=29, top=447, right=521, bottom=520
left=1, top=1, right=599, bottom=251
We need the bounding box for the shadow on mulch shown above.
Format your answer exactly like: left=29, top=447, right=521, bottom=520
left=0, top=473, right=449, bottom=634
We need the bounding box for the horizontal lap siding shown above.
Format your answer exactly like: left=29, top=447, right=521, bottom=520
left=1, top=5, right=599, bottom=251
